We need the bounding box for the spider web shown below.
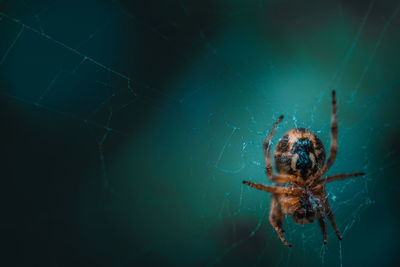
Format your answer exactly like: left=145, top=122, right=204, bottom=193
left=1, top=0, right=400, bottom=266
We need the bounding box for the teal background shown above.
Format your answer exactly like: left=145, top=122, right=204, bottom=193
left=1, top=0, right=400, bottom=266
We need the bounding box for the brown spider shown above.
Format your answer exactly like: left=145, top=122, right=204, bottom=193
left=243, top=90, right=364, bottom=247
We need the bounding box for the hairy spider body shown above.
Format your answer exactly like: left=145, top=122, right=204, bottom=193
left=274, top=128, right=326, bottom=180
left=243, top=91, right=365, bottom=247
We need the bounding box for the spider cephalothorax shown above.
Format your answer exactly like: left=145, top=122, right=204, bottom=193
left=243, top=91, right=364, bottom=247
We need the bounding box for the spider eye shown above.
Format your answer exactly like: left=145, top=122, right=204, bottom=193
left=295, top=208, right=315, bottom=220
left=297, top=212, right=305, bottom=219
left=306, top=210, right=315, bottom=218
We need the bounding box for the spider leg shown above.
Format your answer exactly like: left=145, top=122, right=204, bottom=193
left=264, top=115, right=287, bottom=182
left=269, top=194, right=291, bottom=247
left=270, top=174, right=299, bottom=184
left=315, top=90, right=338, bottom=178
left=323, top=200, right=342, bottom=240
left=242, top=181, right=294, bottom=194
left=317, top=210, right=328, bottom=244
left=323, top=172, right=365, bottom=183
left=243, top=181, right=299, bottom=195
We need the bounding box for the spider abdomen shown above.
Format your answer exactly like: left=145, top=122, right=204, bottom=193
left=274, top=128, right=325, bottom=180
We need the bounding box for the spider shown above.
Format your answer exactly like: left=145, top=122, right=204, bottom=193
left=243, top=90, right=364, bottom=247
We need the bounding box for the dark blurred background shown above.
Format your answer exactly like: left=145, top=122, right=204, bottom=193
left=1, top=0, right=400, bottom=266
